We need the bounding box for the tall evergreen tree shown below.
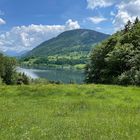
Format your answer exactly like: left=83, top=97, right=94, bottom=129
left=124, top=20, right=132, bottom=32
left=134, top=17, right=139, bottom=25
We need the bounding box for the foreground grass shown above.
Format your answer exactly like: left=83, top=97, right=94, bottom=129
left=0, top=84, right=140, bottom=140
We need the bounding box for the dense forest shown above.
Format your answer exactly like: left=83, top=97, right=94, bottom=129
left=85, top=18, right=140, bottom=86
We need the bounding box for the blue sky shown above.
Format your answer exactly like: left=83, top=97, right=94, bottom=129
left=0, top=0, right=140, bottom=53
left=0, top=0, right=114, bottom=33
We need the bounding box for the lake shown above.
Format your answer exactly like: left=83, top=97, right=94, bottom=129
left=17, top=67, right=84, bottom=84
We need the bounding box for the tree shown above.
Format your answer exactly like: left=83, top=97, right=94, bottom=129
left=124, top=20, right=132, bottom=32
left=3, top=57, right=17, bottom=85
left=134, top=17, right=139, bottom=25
left=0, top=54, right=17, bottom=85
left=85, top=18, right=140, bottom=86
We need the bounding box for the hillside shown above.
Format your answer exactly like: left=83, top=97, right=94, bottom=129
left=21, top=29, right=109, bottom=68
left=85, top=18, right=140, bottom=85
left=25, top=29, right=109, bottom=57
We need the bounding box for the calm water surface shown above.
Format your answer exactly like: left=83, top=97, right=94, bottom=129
left=17, top=67, right=84, bottom=84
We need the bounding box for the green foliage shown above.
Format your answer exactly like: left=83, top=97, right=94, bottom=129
left=0, top=53, right=17, bottom=85
left=85, top=18, right=140, bottom=86
left=0, top=84, right=140, bottom=140
left=0, top=77, right=3, bottom=85
left=0, top=54, right=31, bottom=85
left=16, top=73, right=30, bottom=85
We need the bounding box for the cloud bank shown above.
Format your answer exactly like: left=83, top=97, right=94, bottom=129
left=87, top=0, right=140, bottom=31
left=88, top=16, right=107, bottom=24
left=113, top=0, right=140, bottom=30
left=0, top=19, right=80, bottom=53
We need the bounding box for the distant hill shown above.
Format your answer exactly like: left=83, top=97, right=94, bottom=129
left=24, top=29, right=109, bottom=57
left=5, top=50, right=28, bottom=57
left=21, top=29, right=110, bottom=68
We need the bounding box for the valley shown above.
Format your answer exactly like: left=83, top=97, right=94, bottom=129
left=0, top=1, right=140, bottom=139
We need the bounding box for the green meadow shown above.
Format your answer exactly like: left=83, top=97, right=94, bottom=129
left=0, top=84, right=140, bottom=140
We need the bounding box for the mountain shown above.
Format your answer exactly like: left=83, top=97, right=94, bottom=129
left=25, top=29, right=109, bottom=57
left=85, top=18, right=140, bottom=86
left=21, top=29, right=110, bottom=68
left=5, top=50, right=28, bottom=57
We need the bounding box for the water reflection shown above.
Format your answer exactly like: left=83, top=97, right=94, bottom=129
left=17, top=67, right=84, bottom=84
left=16, top=67, right=39, bottom=79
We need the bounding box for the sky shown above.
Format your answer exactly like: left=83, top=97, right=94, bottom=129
left=0, top=0, right=140, bottom=54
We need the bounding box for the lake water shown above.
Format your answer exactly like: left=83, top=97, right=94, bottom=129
left=17, top=67, right=84, bottom=84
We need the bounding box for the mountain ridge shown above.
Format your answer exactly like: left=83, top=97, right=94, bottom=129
left=24, top=29, right=110, bottom=57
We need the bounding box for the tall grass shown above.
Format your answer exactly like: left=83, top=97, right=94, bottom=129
left=0, top=84, right=140, bottom=140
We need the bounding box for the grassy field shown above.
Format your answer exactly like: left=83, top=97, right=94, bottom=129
left=0, top=84, right=140, bottom=140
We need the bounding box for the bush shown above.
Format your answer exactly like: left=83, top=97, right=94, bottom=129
left=118, top=72, right=132, bottom=85
left=16, top=73, right=30, bottom=85
left=134, top=70, right=140, bottom=85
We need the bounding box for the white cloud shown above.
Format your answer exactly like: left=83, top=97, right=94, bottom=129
left=110, top=11, right=115, bottom=16
left=65, top=19, right=80, bottom=30
left=113, top=0, right=140, bottom=31
left=87, top=0, right=140, bottom=31
left=0, top=19, right=80, bottom=53
left=88, top=16, right=107, bottom=24
left=96, top=27, right=101, bottom=30
left=0, top=18, right=6, bottom=25
left=87, top=0, right=115, bottom=9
